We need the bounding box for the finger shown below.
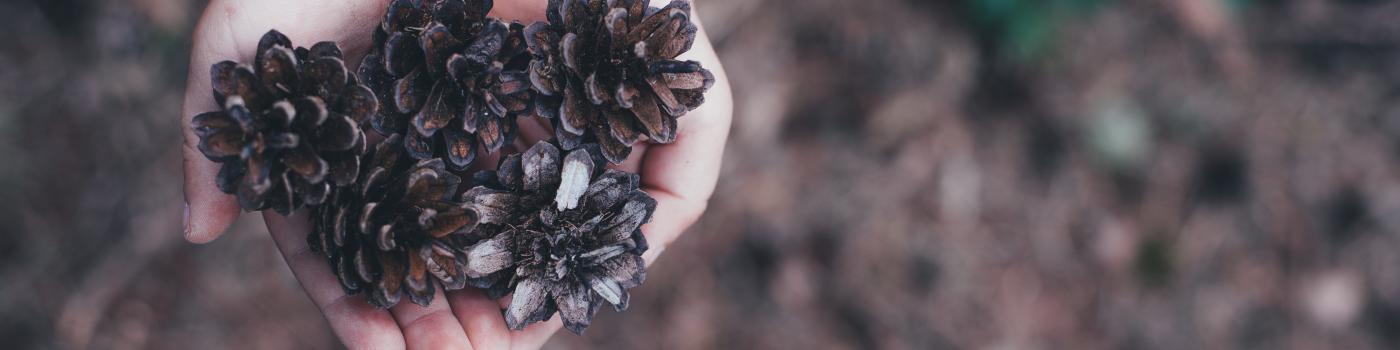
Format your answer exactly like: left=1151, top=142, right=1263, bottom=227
left=213, top=0, right=388, bottom=57
left=264, top=212, right=406, bottom=350
left=471, top=142, right=506, bottom=174
left=510, top=133, right=533, bottom=156
left=490, top=0, right=549, bottom=23
left=516, top=116, right=554, bottom=147
left=448, top=288, right=513, bottom=350
left=389, top=286, right=474, bottom=350
left=635, top=17, right=733, bottom=263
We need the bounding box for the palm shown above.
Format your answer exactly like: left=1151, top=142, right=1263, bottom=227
left=180, top=0, right=730, bottom=349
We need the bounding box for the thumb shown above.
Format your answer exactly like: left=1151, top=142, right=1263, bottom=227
left=181, top=7, right=243, bottom=244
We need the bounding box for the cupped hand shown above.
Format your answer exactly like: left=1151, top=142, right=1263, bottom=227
left=180, top=0, right=731, bottom=349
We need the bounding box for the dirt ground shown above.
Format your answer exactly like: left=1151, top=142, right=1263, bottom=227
left=5, top=0, right=1400, bottom=349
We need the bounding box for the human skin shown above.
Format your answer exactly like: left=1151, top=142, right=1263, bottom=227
left=179, top=0, right=732, bottom=348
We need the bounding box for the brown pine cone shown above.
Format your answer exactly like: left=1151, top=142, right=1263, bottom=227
left=359, top=0, right=534, bottom=170
left=525, top=0, right=714, bottom=163
left=190, top=29, right=377, bottom=215
left=459, top=141, right=652, bottom=334
left=309, top=134, right=481, bottom=308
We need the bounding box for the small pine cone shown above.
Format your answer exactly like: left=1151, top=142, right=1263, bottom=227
left=525, top=0, right=715, bottom=163
left=191, top=30, right=377, bottom=214
left=309, top=134, right=481, bottom=308
left=359, top=0, right=535, bottom=170
left=459, top=141, right=652, bottom=334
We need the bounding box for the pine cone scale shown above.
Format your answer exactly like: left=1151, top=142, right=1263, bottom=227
left=412, top=81, right=455, bottom=136
left=442, top=123, right=477, bottom=167
left=258, top=46, right=299, bottom=94
left=504, top=277, right=551, bottom=329
left=191, top=112, right=244, bottom=160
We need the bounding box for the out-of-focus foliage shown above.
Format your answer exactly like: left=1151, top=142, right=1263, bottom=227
left=967, top=0, right=1109, bottom=59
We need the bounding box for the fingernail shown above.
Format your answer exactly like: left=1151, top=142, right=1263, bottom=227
left=182, top=203, right=192, bottom=239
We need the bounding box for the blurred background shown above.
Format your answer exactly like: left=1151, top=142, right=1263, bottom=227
left=4, top=0, right=1400, bottom=348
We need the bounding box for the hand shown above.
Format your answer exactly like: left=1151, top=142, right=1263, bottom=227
left=179, top=0, right=733, bottom=349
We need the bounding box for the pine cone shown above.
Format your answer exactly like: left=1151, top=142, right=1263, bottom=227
left=359, top=0, right=535, bottom=170
left=459, top=141, right=652, bottom=334
left=525, top=0, right=715, bottom=163
left=309, top=134, right=481, bottom=308
left=191, top=30, right=377, bottom=215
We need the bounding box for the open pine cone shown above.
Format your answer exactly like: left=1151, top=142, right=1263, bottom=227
left=190, top=30, right=377, bottom=214
left=309, top=134, right=481, bottom=308
left=525, top=0, right=714, bottom=163
left=359, top=0, right=534, bottom=170
left=459, top=141, right=653, bottom=334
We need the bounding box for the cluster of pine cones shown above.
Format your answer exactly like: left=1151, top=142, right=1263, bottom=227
left=189, top=0, right=712, bottom=335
